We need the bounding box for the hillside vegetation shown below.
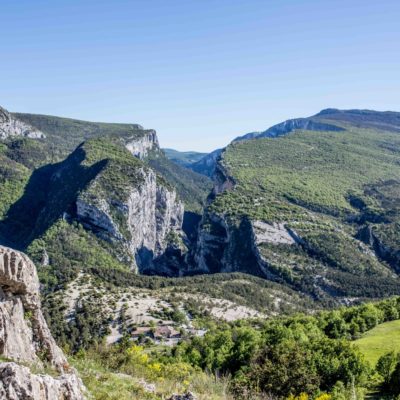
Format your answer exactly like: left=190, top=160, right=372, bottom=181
left=204, top=119, right=400, bottom=302
left=147, top=149, right=212, bottom=213
left=14, top=112, right=148, bottom=159
left=68, top=296, right=400, bottom=399
left=13, top=112, right=211, bottom=213
left=2, top=108, right=400, bottom=399
left=173, top=296, right=400, bottom=398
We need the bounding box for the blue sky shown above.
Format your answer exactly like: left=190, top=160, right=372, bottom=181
left=1, top=0, right=399, bottom=151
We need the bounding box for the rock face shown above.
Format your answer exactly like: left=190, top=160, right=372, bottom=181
left=124, top=129, right=159, bottom=159
left=192, top=159, right=302, bottom=279
left=212, top=160, right=235, bottom=196
left=0, top=363, right=84, bottom=400
left=234, top=116, right=345, bottom=143
left=0, top=106, right=46, bottom=139
left=358, top=224, right=400, bottom=272
left=193, top=211, right=273, bottom=278
left=76, top=167, right=184, bottom=273
left=252, top=221, right=301, bottom=246
left=0, top=246, right=85, bottom=399
left=256, top=117, right=344, bottom=139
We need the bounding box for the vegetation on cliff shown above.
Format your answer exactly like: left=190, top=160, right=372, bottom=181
left=205, top=121, right=400, bottom=302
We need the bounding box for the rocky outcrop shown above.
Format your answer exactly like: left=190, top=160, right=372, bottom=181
left=76, top=167, right=184, bottom=273
left=0, top=363, right=84, bottom=400
left=124, top=129, right=159, bottom=159
left=193, top=212, right=269, bottom=277
left=193, top=157, right=244, bottom=275
left=193, top=212, right=301, bottom=280
left=192, top=153, right=301, bottom=278
left=357, top=225, right=400, bottom=272
left=0, top=106, right=46, bottom=139
left=76, top=197, right=123, bottom=241
left=252, top=221, right=302, bottom=246
left=256, top=117, right=344, bottom=139
left=234, top=117, right=345, bottom=143
left=0, top=246, right=85, bottom=399
left=212, top=160, right=235, bottom=196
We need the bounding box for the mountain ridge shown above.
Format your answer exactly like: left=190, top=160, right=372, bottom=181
left=190, top=109, right=400, bottom=305
left=169, top=108, right=400, bottom=178
left=1, top=104, right=400, bottom=349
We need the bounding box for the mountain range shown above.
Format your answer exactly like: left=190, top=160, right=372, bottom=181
left=1, top=104, right=400, bottom=399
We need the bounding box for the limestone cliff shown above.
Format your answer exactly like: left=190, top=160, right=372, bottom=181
left=76, top=167, right=184, bottom=273
left=0, top=106, right=46, bottom=139
left=192, top=153, right=303, bottom=279
left=357, top=224, right=400, bottom=273
left=73, top=139, right=185, bottom=274
left=192, top=158, right=267, bottom=277
left=124, top=129, right=159, bottom=159
left=0, top=246, right=84, bottom=399
left=193, top=211, right=282, bottom=278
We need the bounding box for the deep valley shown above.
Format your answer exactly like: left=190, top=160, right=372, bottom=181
left=1, top=105, right=400, bottom=399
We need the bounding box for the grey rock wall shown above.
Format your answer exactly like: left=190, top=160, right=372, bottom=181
left=0, top=246, right=85, bottom=400
left=76, top=168, right=184, bottom=272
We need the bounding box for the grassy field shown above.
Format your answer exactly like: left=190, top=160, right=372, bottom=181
left=354, top=319, right=400, bottom=366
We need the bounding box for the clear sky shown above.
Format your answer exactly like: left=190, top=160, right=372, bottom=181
left=1, top=0, right=399, bottom=151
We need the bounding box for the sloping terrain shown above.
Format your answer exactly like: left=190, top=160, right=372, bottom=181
left=146, top=149, right=212, bottom=214
left=187, top=108, right=400, bottom=178
left=3, top=105, right=400, bottom=357
left=0, top=107, right=191, bottom=288
left=14, top=112, right=154, bottom=160
left=14, top=111, right=211, bottom=212
left=193, top=111, right=400, bottom=305
left=0, top=107, right=300, bottom=350
left=45, top=271, right=312, bottom=350
left=185, top=148, right=223, bottom=177
left=0, top=137, right=185, bottom=277
left=354, top=319, right=400, bottom=366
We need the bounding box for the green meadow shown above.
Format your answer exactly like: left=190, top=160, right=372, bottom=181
left=354, top=319, right=400, bottom=366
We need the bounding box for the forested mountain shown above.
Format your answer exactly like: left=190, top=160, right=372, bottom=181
left=1, top=105, right=400, bottom=399
left=192, top=109, right=400, bottom=305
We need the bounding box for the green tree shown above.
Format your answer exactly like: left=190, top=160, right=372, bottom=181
left=376, top=351, right=397, bottom=387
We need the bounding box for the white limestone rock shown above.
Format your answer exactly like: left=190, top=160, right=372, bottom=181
left=251, top=221, right=300, bottom=245
left=76, top=167, right=184, bottom=272
left=124, top=129, right=159, bottom=159
left=0, top=246, right=85, bottom=400
left=0, top=363, right=84, bottom=400
left=0, top=106, right=46, bottom=139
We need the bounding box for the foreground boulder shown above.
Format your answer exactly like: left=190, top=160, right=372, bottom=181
left=0, top=246, right=85, bottom=399
left=0, top=363, right=84, bottom=400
